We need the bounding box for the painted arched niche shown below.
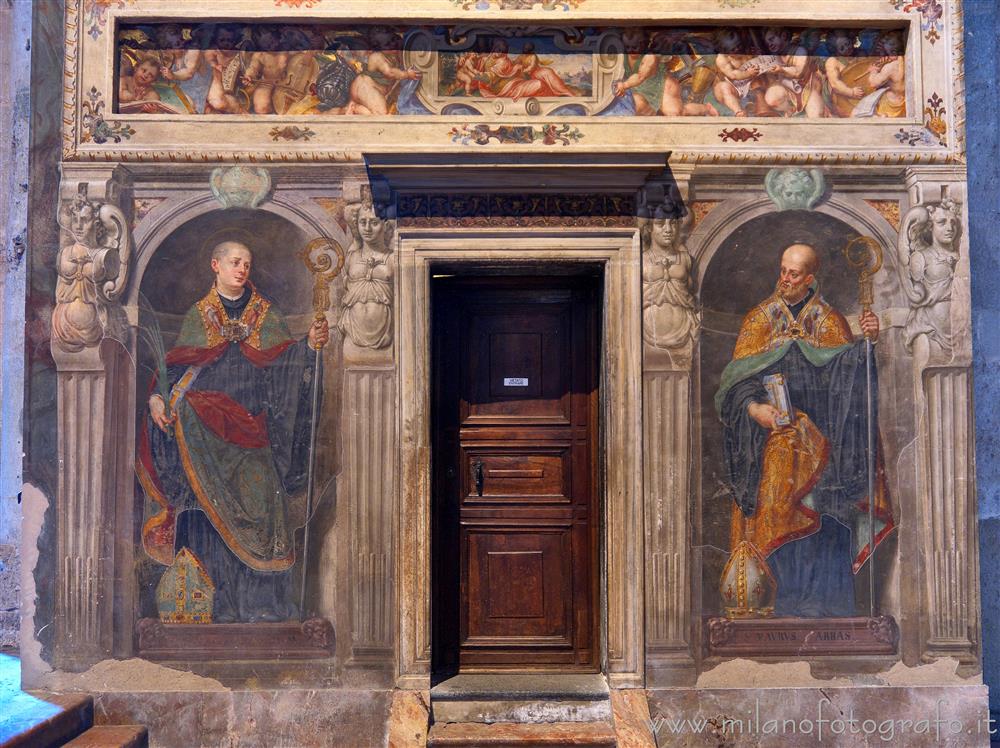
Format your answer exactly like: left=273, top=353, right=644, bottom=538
left=694, top=206, right=910, bottom=633
left=131, top=202, right=347, bottom=630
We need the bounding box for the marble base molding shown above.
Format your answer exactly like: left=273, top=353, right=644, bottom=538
left=93, top=689, right=392, bottom=748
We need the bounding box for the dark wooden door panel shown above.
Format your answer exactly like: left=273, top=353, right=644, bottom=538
left=464, top=302, right=572, bottom=424
left=462, top=447, right=571, bottom=504
left=464, top=526, right=573, bottom=644
left=432, top=276, right=599, bottom=674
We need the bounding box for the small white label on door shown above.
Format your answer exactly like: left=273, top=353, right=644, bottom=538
left=504, top=377, right=529, bottom=387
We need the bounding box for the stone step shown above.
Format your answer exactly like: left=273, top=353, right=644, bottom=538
left=0, top=692, right=93, bottom=748
left=431, top=674, right=612, bottom=724
left=62, top=725, right=149, bottom=748
left=427, top=721, right=618, bottom=747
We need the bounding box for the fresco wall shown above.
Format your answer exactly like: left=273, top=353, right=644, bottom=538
left=14, top=0, right=989, bottom=745
left=113, top=22, right=909, bottom=119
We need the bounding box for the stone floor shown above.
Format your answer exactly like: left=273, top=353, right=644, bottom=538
left=0, top=653, right=97, bottom=746
left=0, top=653, right=63, bottom=743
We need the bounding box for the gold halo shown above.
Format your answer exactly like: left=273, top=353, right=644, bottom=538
left=201, top=227, right=257, bottom=258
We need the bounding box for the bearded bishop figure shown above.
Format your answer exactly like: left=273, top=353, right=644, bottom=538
left=716, top=243, right=895, bottom=617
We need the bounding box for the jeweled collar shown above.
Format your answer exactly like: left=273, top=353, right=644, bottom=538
left=762, top=284, right=828, bottom=345
left=195, top=283, right=271, bottom=349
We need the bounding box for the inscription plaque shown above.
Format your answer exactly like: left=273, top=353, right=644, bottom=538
left=707, top=616, right=899, bottom=657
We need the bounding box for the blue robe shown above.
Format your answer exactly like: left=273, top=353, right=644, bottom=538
left=717, top=288, right=894, bottom=617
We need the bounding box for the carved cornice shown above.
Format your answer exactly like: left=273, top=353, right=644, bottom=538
left=397, top=192, right=637, bottom=228
left=366, top=152, right=668, bottom=194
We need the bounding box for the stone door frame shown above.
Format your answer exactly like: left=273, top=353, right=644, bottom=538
left=395, top=229, right=644, bottom=688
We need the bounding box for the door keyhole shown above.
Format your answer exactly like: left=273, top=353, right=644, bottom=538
left=473, top=458, right=484, bottom=496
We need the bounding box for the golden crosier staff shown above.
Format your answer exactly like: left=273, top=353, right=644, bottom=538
left=843, top=235, right=883, bottom=619
left=297, top=237, right=345, bottom=620
left=300, top=236, right=347, bottom=326
left=844, top=235, right=883, bottom=317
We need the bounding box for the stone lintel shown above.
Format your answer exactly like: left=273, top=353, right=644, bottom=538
left=365, top=152, right=669, bottom=195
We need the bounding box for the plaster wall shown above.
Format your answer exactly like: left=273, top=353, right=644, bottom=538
left=966, top=0, right=1000, bottom=721
left=0, top=0, right=32, bottom=652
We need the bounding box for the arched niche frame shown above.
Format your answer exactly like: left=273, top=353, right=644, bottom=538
left=691, top=195, right=903, bottom=299
left=129, top=192, right=352, bottom=628
left=128, top=192, right=350, bottom=313
left=685, top=194, right=929, bottom=669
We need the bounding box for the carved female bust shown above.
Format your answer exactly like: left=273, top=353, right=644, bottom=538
left=52, top=187, right=130, bottom=352
left=641, top=212, right=699, bottom=350
left=339, top=197, right=394, bottom=351
left=899, top=198, right=962, bottom=357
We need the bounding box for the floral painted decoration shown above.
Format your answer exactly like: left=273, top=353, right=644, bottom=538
left=81, top=88, right=135, bottom=144
left=449, top=124, right=584, bottom=145
left=84, top=0, right=134, bottom=40
left=888, top=0, right=944, bottom=44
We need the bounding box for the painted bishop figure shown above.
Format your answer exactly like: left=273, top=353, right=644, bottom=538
left=715, top=243, right=895, bottom=617
left=138, top=240, right=329, bottom=623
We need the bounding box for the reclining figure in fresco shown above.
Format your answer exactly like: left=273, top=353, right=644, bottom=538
left=716, top=243, right=894, bottom=617
left=138, top=240, right=329, bottom=623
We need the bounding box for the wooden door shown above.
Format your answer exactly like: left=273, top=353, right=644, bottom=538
left=432, top=276, right=600, bottom=673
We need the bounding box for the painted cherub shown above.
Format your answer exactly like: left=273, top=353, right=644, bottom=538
left=155, top=23, right=203, bottom=85
left=455, top=50, right=486, bottom=96
left=712, top=28, right=766, bottom=117
left=344, top=27, right=421, bottom=116
left=118, top=56, right=163, bottom=113
left=241, top=25, right=290, bottom=114
left=867, top=30, right=906, bottom=118
left=203, top=23, right=246, bottom=114
left=760, top=26, right=828, bottom=118
left=824, top=29, right=867, bottom=116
